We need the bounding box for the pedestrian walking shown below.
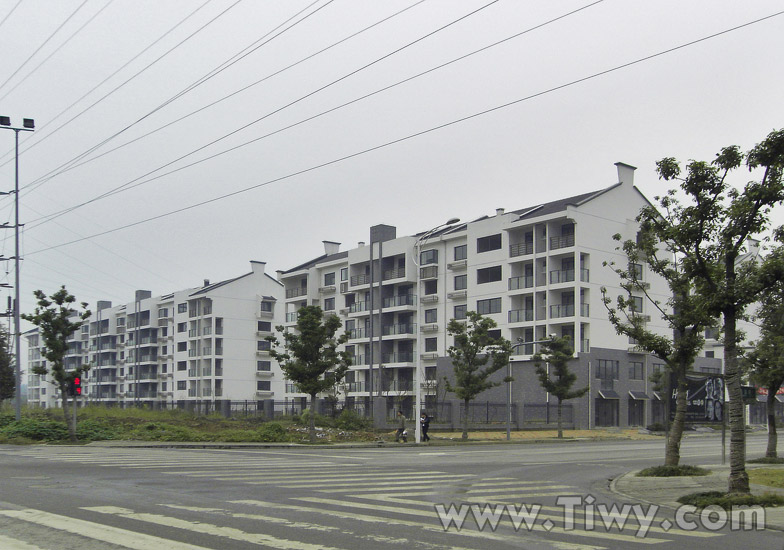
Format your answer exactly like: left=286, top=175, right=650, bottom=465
left=420, top=412, right=430, bottom=442
left=395, top=411, right=407, bottom=442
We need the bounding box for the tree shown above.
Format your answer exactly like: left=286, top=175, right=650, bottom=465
left=644, top=128, right=784, bottom=493
left=445, top=311, right=512, bottom=440
left=747, top=251, right=784, bottom=458
left=532, top=336, right=587, bottom=439
left=0, top=325, right=14, bottom=406
left=267, top=306, right=351, bottom=443
left=602, top=230, right=716, bottom=466
left=21, top=287, right=90, bottom=442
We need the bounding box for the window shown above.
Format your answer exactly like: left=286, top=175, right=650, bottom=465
left=177, top=342, right=187, bottom=352
left=324, top=297, right=335, bottom=311
left=424, top=309, right=437, bottom=323
left=454, top=274, right=467, bottom=290
left=454, top=305, right=467, bottom=320
left=257, top=380, right=271, bottom=391
left=477, top=298, right=501, bottom=315
left=425, top=337, right=438, bottom=352
left=158, top=308, right=169, bottom=318
left=257, top=340, right=271, bottom=351
left=340, top=267, right=348, bottom=281
left=705, top=351, right=715, bottom=358
left=477, top=265, right=502, bottom=284
left=177, top=322, right=186, bottom=333
left=705, top=327, right=719, bottom=340
left=629, top=362, right=644, bottom=380
left=477, top=234, right=502, bottom=253
left=424, top=279, right=437, bottom=295
left=260, top=301, right=273, bottom=313
left=454, top=244, right=467, bottom=261
left=420, top=249, right=438, bottom=265
left=629, top=263, right=643, bottom=279
left=631, top=296, right=644, bottom=312
left=596, top=359, right=619, bottom=380
left=177, top=381, right=186, bottom=390
left=178, top=303, right=187, bottom=313
left=258, top=321, right=271, bottom=332
left=652, top=363, right=665, bottom=375
left=487, top=329, right=501, bottom=342
left=324, top=272, right=335, bottom=286
left=257, top=360, right=271, bottom=371
left=161, top=364, right=167, bottom=373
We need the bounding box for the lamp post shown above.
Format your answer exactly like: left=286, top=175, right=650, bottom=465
left=413, top=217, right=459, bottom=443
left=0, top=116, right=35, bottom=421
left=506, top=335, right=555, bottom=441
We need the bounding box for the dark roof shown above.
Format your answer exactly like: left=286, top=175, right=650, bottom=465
left=512, top=184, right=620, bottom=221
left=190, top=273, right=251, bottom=296
left=281, top=250, right=349, bottom=274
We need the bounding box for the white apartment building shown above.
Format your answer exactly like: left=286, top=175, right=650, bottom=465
left=26, top=261, right=284, bottom=410
left=278, top=163, right=695, bottom=428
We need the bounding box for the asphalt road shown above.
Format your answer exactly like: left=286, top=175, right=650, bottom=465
left=0, top=434, right=780, bottom=550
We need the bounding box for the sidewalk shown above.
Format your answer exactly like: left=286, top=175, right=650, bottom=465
left=610, top=464, right=784, bottom=531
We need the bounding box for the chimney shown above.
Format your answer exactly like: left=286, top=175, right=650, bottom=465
left=203, top=279, right=210, bottom=287
left=251, top=261, right=266, bottom=274
left=323, top=241, right=340, bottom=255
left=135, top=290, right=151, bottom=302
left=615, top=162, right=637, bottom=187
left=496, top=208, right=505, bottom=217
left=97, top=300, right=112, bottom=311
left=358, top=241, right=365, bottom=247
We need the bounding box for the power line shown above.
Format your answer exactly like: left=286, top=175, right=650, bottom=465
left=19, top=0, right=334, bottom=197
left=25, top=8, right=784, bottom=256
left=0, top=0, right=223, bottom=166
left=0, top=0, right=117, bottom=103
left=26, top=0, right=502, bottom=227
left=0, top=0, right=90, bottom=94
left=0, top=0, right=24, bottom=32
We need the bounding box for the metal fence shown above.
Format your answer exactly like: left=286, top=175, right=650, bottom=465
left=522, top=403, right=574, bottom=425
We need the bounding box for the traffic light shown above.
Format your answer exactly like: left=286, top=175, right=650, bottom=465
left=67, top=376, right=83, bottom=397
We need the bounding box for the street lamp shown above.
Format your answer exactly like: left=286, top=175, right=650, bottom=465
left=506, top=335, right=556, bottom=440
left=413, top=217, right=460, bottom=443
left=0, top=116, right=35, bottom=421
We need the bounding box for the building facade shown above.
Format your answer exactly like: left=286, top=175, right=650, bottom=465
left=26, top=261, right=284, bottom=410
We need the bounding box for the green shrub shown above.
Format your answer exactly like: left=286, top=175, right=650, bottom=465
left=677, top=490, right=784, bottom=510
left=0, top=414, right=15, bottom=428
left=335, top=409, right=371, bottom=431
left=0, top=418, right=69, bottom=441
left=75, top=419, right=118, bottom=441
left=748, top=456, right=784, bottom=464
left=129, top=422, right=202, bottom=442
left=299, top=409, right=333, bottom=427
left=646, top=423, right=665, bottom=432
left=257, top=422, right=289, bottom=442
left=636, top=465, right=711, bottom=477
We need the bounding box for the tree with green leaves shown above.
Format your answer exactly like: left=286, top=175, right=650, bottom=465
left=602, top=231, right=715, bottom=465
left=642, top=128, right=784, bottom=493
left=445, top=311, right=512, bottom=440
left=0, top=325, right=14, bottom=406
left=267, top=305, right=351, bottom=443
left=532, top=336, right=587, bottom=439
left=21, top=287, right=91, bottom=442
left=747, top=250, right=784, bottom=458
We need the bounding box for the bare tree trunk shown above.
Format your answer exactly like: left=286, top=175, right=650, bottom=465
left=61, top=387, right=77, bottom=442
left=462, top=398, right=469, bottom=440
left=557, top=400, right=563, bottom=439
left=309, top=393, right=317, bottom=443
left=767, top=390, right=778, bottom=458
left=724, top=307, right=750, bottom=493
left=665, top=374, right=688, bottom=466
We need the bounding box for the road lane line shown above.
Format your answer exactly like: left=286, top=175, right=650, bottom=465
left=0, top=509, right=211, bottom=550
left=83, top=506, right=348, bottom=550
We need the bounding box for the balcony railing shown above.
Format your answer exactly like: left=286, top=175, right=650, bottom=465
left=550, top=234, right=575, bottom=250
left=348, top=328, right=367, bottom=339
left=509, top=309, right=534, bottom=323
left=509, top=242, right=534, bottom=257
left=382, top=352, right=414, bottom=364
left=286, top=312, right=299, bottom=323
left=580, top=303, right=590, bottom=317
left=382, top=379, right=413, bottom=392
left=349, top=301, right=368, bottom=313
left=549, top=304, right=575, bottom=318
left=581, top=339, right=590, bottom=353
left=549, top=269, right=575, bottom=284
left=382, top=267, right=406, bottom=280
left=346, top=381, right=366, bottom=393
left=286, top=287, right=307, bottom=298
left=350, top=274, right=370, bottom=286
left=419, top=266, right=438, bottom=279
left=580, top=268, right=590, bottom=282
left=509, top=275, right=534, bottom=290
left=382, top=324, right=416, bottom=336
left=350, top=355, right=366, bottom=366
left=382, top=294, right=415, bottom=308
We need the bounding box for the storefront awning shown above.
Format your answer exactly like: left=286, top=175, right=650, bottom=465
left=629, top=391, right=650, bottom=400
left=598, top=389, right=620, bottom=399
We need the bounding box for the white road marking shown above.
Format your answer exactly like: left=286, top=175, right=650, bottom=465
left=0, top=509, right=212, bottom=550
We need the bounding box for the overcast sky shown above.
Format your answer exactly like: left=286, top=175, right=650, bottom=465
left=1, top=0, right=783, bottom=322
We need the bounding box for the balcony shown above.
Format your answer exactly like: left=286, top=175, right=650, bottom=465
left=447, top=259, right=467, bottom=270
left=286, top=287, right=307, bottom=299
left=420, top=323, right=438, bottom=332
left=580, top=268, right=590, bottom=282
left=630, top=312, right=652, bottom=322
left=420, top=352, right=439, bottom=361
left=188, top=349, right=198, bottom=357
left=549, top=304, right=575, bottom=318
left=349, top=301, right=369, bottom=314
left=382, top=294, right=415, bottom=308
left=348, top=328, right=367, bottom=340
left=382, top=379, right=413, bottom=392
left=188, top=368, right=199, bottom=377
left=350, top=274, right=370, bottom=287
left=580, top=303, right=590, bottom=317
left=382, top=323, right=416, bottom=336
left=509, top=242, right=534, bottom=257
left=420, top=294, right=438, bottom=304
left=581, top=339, right=590, bottom=353
left=285, top=312, right=299, bottom=323
left=509, top=309, right=534, bottom=323
left=382, top=267, right=406, bottom=281
left=549, top=269, right=575, bottom=284
left=255, top=369, right=273, bottom=377
left=188, top=329, right=198, bottom=338
left=346, top=381, right=366, bottom=393
left=550, top=234, right=575, bottom=250
left=318, top=285, right=336, bottom=294
left=382, top=352, right=414, bottom=364
left=447, top=290, right=467, bottom=300
left=509, top=275, right=534, bottom=291
left=419, top=266, right=438, bottom=280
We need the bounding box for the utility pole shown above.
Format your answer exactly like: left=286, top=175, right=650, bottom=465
left=1, top=116, right=35, bottom=421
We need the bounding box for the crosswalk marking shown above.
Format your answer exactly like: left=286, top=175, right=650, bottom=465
left=83, top=506, right=348, bottom=550
left=232, top=499, right=606, bottom=550
left=0, top=534, right=47, bottom=550
left=0, top=509, right=212, bottom=550
left=271, top=474, right=477, bottom=487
